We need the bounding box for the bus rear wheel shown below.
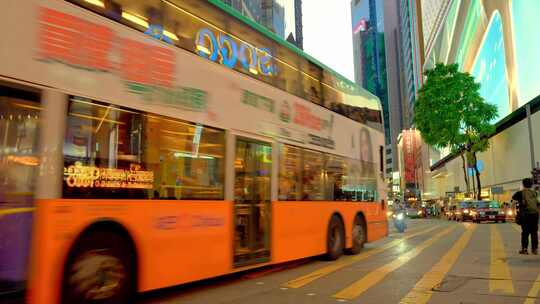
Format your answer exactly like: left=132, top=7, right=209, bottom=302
left=347, top=215, right=366, bottom=255
left=325, top=215, right=345, bottom=260
left=61, top=230, right=136, bottom=304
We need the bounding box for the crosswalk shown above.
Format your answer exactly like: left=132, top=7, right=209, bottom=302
left=141, top=220, right=540, bottom=304
left=283, top=225, right=440, bottom=289
left=333, top=226, right=456, bottom=300
left=279, top=220, right=540, bottom=304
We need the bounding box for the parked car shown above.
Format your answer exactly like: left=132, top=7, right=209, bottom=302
left=455, top=201, right=475, bottom=222
left=471, top=200, right=506, bottom=223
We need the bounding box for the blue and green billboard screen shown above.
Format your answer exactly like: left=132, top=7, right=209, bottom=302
left=427, top=0, right=540, bottom=122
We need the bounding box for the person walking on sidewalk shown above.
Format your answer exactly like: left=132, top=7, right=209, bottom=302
left=513, top=178, right=540, bottom=255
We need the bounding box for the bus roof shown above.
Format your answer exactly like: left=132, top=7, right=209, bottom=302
left=207, top=0, right=378, bottom=100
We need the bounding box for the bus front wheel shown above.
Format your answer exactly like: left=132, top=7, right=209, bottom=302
left=325, top=215, right=345, bottom=260
left=61, top=230, right=136, bottom=304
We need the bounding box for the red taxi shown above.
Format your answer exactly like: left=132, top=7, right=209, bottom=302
left=471, top=200, right=507, bottom=223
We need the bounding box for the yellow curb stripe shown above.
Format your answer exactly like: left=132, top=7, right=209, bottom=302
left=282, top=224, right=442, bottom=289
left=399, top=224, right=476, bottom=304
left=333, top=226, right=456, bottom=300
left=490, top=224, right=515, bottom=294
left=0, top=207, right=35, bottom=217
left=524, top=273, right=540, bottom=304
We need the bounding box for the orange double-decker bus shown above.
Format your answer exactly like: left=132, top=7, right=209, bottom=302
left=0, top=0, right=388, bottom=303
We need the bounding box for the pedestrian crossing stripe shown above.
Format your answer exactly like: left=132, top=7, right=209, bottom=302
left=399, top=224, right=476, bottom=304
left=333, top=226, right=457, bottom=300
left=490, top=224, right=515, bottom=294
left=283, top=225, right=442, bottom=289
left=524, top=273, right=540, bottom=304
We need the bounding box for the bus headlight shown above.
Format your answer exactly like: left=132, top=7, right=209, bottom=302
left=464, top=209, right=469, bottom=214
left=387, top=211, right=393, bottom=217
left=507, top=210, right=513, bottom=216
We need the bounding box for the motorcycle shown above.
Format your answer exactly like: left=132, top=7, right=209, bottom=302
left=392, top=211, right=407, bottom=233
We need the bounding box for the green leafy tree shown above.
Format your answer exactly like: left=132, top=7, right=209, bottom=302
left=414, top=63, right=497, bottom=199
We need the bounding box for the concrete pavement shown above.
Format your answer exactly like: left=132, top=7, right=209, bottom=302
left=139, top=219, right=540, bottom=304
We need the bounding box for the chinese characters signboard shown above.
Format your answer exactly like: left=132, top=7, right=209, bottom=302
left=403, top=130, right=418, bottom=184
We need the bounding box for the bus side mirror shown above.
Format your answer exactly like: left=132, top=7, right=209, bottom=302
left=381, top=199, right=386, bottom=210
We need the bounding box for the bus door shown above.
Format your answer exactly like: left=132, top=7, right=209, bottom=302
left=233, top=138, right=272, bottom=267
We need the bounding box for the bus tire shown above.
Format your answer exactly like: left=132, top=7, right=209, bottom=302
left=325, top=214, right=345, bottom=260
left=61, top=229, right=137, bottom=304
left=347, top=214, right=366, bottom=255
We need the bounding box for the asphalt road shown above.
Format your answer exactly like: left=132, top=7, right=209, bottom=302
left=138, top=219, right=540, bottom=304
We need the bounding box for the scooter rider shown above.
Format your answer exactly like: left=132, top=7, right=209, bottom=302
left=393, top=202, right=407, bottom=233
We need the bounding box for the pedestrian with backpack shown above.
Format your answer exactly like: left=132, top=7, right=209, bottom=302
left=513, top=178, right=540, bottom=255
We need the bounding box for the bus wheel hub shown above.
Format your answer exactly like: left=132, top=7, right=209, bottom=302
left=69, top=251, right=126, bottom=300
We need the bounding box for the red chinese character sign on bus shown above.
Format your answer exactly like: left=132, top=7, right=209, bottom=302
left=120, top=39, right=174, bottom=87
left=38, top=7, right=114, bottom=71
left=37, top=6, right=175, bottom=88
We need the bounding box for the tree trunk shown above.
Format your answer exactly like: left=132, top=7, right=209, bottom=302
left=471, top=169, right=476, bottom=198
left=473, top=152, right=482, bottom=200
left=460, top=153, right=470, bottom=194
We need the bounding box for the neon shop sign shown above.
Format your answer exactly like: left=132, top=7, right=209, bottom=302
left=195, top=28, right=276, bottom=77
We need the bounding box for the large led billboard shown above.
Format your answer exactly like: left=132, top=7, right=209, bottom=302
left=425, top=0, right=540, bottom=123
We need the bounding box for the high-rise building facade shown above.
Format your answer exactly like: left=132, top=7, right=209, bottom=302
left=222, top=0, right=260, bottom=21
left=221, top=0, right=303, bottom=49
left=382, top=0, right=407, bottom=201
left=394, top=0, right=436, bottom=201
left=398, top=0, right=424, bottom=128
left=294, top=0, right=303, bottom=49
left=351, top=0, right=398, bottom=176
left=420, top=0, right=452, bottom=60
